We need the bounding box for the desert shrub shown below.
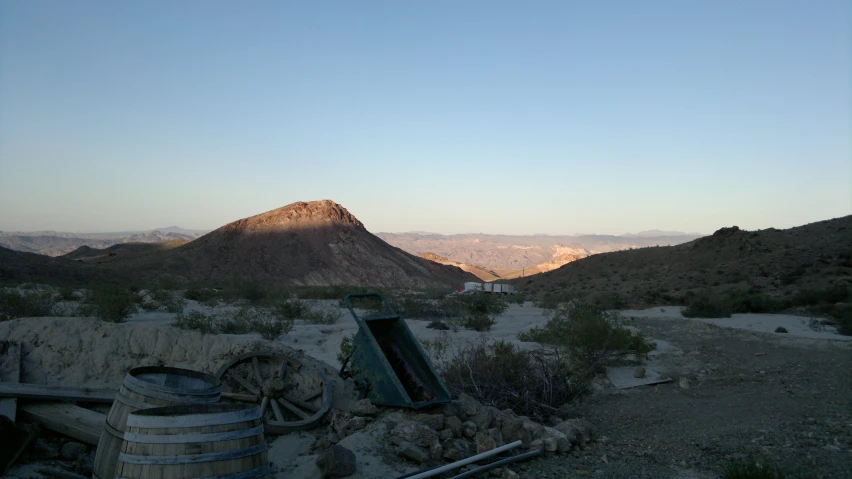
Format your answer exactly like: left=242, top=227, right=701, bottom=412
left=294, top=285, right=375, bottom=300
left=431, top=338, right=588, bottom=419
left=721, top=458, right=786, bottom=479
left=426, top=320, right=451, bottom=330
left=173, top=311, right=215, bottom=334
left=239, top=283, right=267, bottom=303
left=682, top=294, right=732, bottom=318
left=439, top=292, right=507, bottom=318
left=728, top=291, right=789, bottom=314
left=0, top=289, right=57, bottom=321
left=519, top=303, right=653, bottom=372
left=792, top=285, right=850, bottom=306
left=506, top=293, right=525, bottom=305
left=303, top=307, right=342, bottom=325
left=59, top=286, right=77, bottom=301
left=150, top=289, right=187, bottom=314
left=183, top=287, right=218, bottom=302
left=395, top=296, right=444, bottom=319
left=272, top=298, right=309, bottom=320
left=216, top=306, right=294, bottom=339
left=534, top=290, right=574, bottom=310
left=337, top=333, right=357, bottom=369
left=461, top=311, right=497, bottom=332
left=82, top=286, right=138, bottom=323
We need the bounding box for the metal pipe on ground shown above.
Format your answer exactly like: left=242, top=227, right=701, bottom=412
left=394, top=440, right=523, bottom=479
left=448, top=450, right=542, bottom=479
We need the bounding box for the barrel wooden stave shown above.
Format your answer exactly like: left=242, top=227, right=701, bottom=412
left=116, top=404, right=268, bottom=479
left=92, top=367, right=220, bottom=479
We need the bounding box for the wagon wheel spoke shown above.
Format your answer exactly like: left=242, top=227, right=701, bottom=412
left=252, top=356, right=265, bottom=389
left=269, top=398, right=286, bottom=423
left=280, top=393, right=319, bottom=413
left=231, top=373, right=260, bottom=396
left=221, top=392, right=261, bottom=403
left=277, top=398, right=310, bottom=420
left=277, top=359, right=287, bottom=380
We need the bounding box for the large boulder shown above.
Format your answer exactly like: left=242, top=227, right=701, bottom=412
left=553, top=418, right=593, bottom=446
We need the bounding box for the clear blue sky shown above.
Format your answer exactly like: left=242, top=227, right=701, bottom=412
left=1, top=1, right=849, bottom=235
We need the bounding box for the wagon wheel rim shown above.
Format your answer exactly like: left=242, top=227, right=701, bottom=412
left=215, top=351, right=332, bottom=434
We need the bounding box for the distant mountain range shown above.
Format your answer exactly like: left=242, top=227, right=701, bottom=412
left=0, top=228, right=208, bottom=256
left=376, top=231, right=704, bottom=271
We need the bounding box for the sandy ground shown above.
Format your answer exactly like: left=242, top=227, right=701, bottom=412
left=4, top=303, right=851, bottom=478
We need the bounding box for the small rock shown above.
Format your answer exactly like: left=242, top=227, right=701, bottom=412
left=346, top=417, right=366, bottom=431
left=440, top=428, right=453, bottom=440
left=60, top=442, right=87, bottom=461
left=391, top=421, right=440, bottom=448
left=501, top=412, right=532, bottom=446
left=445, top=416, right=463, bottom=436
left=502, top=469, right=519, bottom=479
left=352, top=399, right=378, bottom=417
left=413, top=413, right=445, bottom=431
left=775, top=326, right=788, bottom=333
left=429, top=440, right=443, bottom=460
left=33, top=439, right=59, bottom=459
left=553, top=418, right=593, bottom=446
left=678, top=377, right=690, bottom=389
left=634, top=367, right=646, bottom=378
left=543, top=437, right=558, bottom=452
left=546, top=416, right=564, bottom=427
left=457, top=394, right=480, bottom=417
left=528, top=439, right=543, bottom=451
left=471, top=407, right=495, bottom=430
left=316, top=445, right=356, bottom=478
left=442, top=438, right=473, bottom=461
left=462, top=420, right=477, bottom=439
left=475, top=431, right=497, bottom=454
left=396, top=441, right=428, bottom=464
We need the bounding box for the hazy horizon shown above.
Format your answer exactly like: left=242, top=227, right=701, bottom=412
left=2, top=1, right=850, bottom=235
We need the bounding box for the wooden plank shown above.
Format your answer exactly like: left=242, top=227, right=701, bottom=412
left=19, top=403, right=105, bottom=445
left=0, top=383, right=116, bottom=403
left=0, top=341, right=21, bottom=422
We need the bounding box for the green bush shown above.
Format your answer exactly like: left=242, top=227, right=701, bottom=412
left=506, top=294, right=526, bottom=305
left=59, top=286, right=77, bottom=301
left=173, top=311, right=215, bottom=334
left=461, top=311, right=497, bottom=332
left=184, top=287, right=218, bottom=303
left=793, top=285, right=850, bottom=306
left=0, top=289, right=57, bottom=321
left=722, top=458, right=786, bottom=479
left=337, top=333, right=357, bottom=368
left=239, top=283, right=267, bottom=303
left=728, top=291, right=789, bottom=314
left=533, top=290, right=574, bottom=310
left=214, top=306, right=294, bottom=339
left=519, top=303, right=653, bottom=372
left=434, top=339, right=588, bottom=420
left=150, top=289, right=187, bottom=314
left=440, top=292, right=507, bottom=318
left=303, top=307, right=342, bottom=325
left=82, top=286, right=138, bottom=323
left=682, top=294, right=732, bottom=318
left=272, top=298, right=309, bottom=320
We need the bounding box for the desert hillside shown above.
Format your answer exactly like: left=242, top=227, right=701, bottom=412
left=99, top=200, right=476, bottom=288
left=0, top=229, right=203, bottom=256
left=515, top=216, right=852, bottom=308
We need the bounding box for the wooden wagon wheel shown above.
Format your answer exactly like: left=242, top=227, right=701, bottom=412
left=214, top=351, right=332, bottom=435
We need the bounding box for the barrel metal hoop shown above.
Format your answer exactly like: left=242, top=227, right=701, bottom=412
left=114, top=391, right=157, bottom=410
left=122, top=380, right=220, bottom=404
left=125, top=367, right=222, bottom=395
left=104, top=420, right=125, bottom=439
left=126, top=406, right=262, bottom=429
left=118, top=443, right=267, bottom=465
left=123, top=425, right=264, bottom=444
left=116, top=464, right=270, bottom=479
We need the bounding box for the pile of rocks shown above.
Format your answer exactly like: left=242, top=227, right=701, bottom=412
left=314, top=394, right=594, bottom=478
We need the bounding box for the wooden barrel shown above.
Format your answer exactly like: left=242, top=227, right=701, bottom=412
left=115, top=403, right=269, bottom=479
left=93, top=367, right=221, bottom=479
